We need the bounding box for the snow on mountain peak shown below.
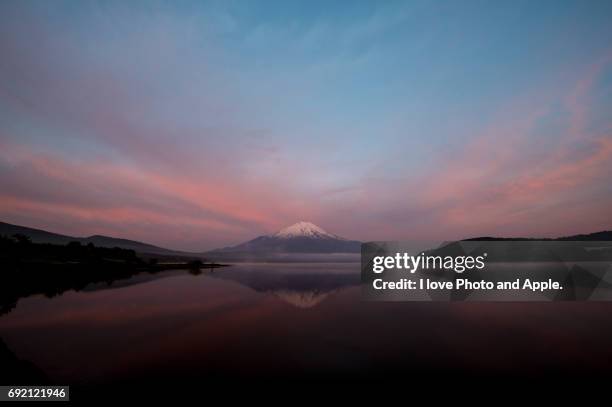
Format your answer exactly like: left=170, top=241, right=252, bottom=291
left=273, top=221, right=342, bottom=239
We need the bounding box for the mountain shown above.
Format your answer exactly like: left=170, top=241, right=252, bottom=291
left=210, top=221, right=361, bottom=254
left=464, top=230, right=612, bottom=241
left=0, top=221, right=183, bottom=256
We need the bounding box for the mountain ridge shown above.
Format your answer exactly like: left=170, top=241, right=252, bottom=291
left=464, top=230, right=612, bottom=241
left=2, top=220, right=612, bottom=259
left=0, top=221, right=186, bottom=256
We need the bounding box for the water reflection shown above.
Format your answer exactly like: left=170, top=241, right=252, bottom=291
left=208, top=263, right=359, bottom=308
left=1, top=262, right=612, bottom=390
left=78, top=262, right=360, bottom=308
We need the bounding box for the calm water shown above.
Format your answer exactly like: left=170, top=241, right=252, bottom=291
left=2, top=262, right=612, bottom=390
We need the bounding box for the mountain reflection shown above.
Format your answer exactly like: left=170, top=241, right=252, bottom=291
left=208, top=263, right=360, bottom=308
left=272, top=290, right=334, bottom=308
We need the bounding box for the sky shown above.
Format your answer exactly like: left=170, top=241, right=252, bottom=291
left=1, top=0, right=611, bottom=251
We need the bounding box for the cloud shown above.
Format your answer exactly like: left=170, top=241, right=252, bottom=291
left=357, top=57, right=612, bottom=240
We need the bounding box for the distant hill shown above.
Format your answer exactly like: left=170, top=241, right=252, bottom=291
left=556, top=231, right=612, bottom=241
left=464, top=231, right=612, bottom=241
left=0, top=221, right=185, bottom=256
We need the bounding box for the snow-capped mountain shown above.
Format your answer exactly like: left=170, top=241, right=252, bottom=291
left=209, top=221, right=361, bottom=254
left=273, top=221, right=344, bottom=240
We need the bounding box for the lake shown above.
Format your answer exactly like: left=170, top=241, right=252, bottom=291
left=2, top=262, right=612, bottom=397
